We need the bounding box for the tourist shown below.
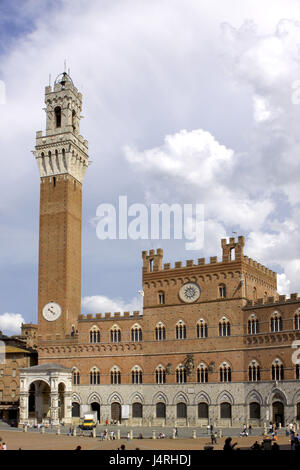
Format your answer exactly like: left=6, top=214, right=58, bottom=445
left=272, top=442, right=280, bottom=451
left=2, top=443, right=7, bottom=450
left=249, top=424, right=252, bottom=435
left=211, top=432, right=217, bottom=445
left=207, top=424, right=210, bottom=435
left=250, top=441, right=261, bottom=451
left=223, top=437, right=237, bottom=451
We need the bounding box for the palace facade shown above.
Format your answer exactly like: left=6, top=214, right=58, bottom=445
left=18, top=72, right=300, bottom=428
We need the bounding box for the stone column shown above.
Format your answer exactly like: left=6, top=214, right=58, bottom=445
left=187, top=404, right=196, bottom=426
left=19, top=392, right=29, bottom=425
left=50, top=392, right=60, bottom=426
left=64, top=391, right=72, bottom=424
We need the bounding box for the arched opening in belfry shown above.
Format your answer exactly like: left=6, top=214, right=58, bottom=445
left=72, top=109, right=76, bottom=132
left=54, top=106, right=61, bottom=128
left=28, top=380, right=51, bottom=423
left=230, top=247, right=235, bottom=261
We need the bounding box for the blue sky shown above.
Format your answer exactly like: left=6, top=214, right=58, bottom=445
left=0, top=0, right=300, bottom=334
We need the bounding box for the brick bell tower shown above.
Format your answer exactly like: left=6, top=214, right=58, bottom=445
left=33, top=72, right=89, bottom=341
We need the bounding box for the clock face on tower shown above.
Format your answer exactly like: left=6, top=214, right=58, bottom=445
left=179, top=283, right=201, bottom=303
left=42, top=302, right=62, bottom=322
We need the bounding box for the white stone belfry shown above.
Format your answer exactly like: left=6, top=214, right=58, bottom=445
left=33, top=72, right=89, bottom=183
left=19, top=363, right=72, bottom=426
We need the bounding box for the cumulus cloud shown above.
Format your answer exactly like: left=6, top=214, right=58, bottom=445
left=82, top=295, right=143, bottom=315
left=125, top=127, right=274, bottom=237
left=0, top=312, right=25, bottom=335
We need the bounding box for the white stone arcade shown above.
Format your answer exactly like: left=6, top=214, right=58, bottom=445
left=19, top=363, right=72, bottom=426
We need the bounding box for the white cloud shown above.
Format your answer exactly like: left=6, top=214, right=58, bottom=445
left=125, top=127, right=274, bottom=232
left=82, top=295, right=143, bottom=315
left=0, top=313, right=25, bottom=335
left=277, top=274, right=291, bottom=295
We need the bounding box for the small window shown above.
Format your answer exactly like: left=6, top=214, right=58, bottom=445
left=219, top=284, right=226, bottom=298
left=158, top=292, right=165, bottom=305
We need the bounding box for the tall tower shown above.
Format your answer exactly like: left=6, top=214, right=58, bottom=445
left=34, top=72, right=89, bottom=340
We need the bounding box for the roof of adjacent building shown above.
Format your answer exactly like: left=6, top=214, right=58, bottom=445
left=20, top=363, right=71, bottom=372
left=5, top=345, right=31, bottom=354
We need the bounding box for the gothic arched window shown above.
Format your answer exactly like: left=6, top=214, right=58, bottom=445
left=176, top=320, right=186, bottom=340
left=219, top=317, right=231, bottom=337
left=220, top=362, right=231, bottom=382
left=197, top=363, right=208, bottom=383
left=131, top=324, right=142, bottom=342
left=110, top=325, right=121, bottom=343
left=270, top=311, right=283, bottom=332
left=155, top=365, right=166, bottom=384
left=197, top=319, right=208, bottom=338
left=131, top=366, right=143, bottom=384
left=110, top=366, right=121, bottom=385
left=272, top=359, right=284, bottom=381
left=248, top=315, right=259, bottom=335
left=89, top=367, right=100, bottom=385
left=248, top=360, right=260, bottom=381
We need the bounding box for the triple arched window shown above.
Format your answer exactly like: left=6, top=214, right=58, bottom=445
left=131, top=366, right=143, bottom=384
left=295, top=309, right=300, bottom=330
left=272, top=359, right=284, bottom=380
left=219, top=317, right=231, bottom=337
left=110, top=325, right=121, bottom=343
left=248, top=360, right=260, bottom=381
left=248, top=315, right=259, bottom=335
left=176, top=364, right=187, bottom=384
left=155, top=365, right=166, bottom=384
left=89, top=367, right=100, bottom=385
left=155, top=322, right=166, bottom=341
left=176, top=320, right=186, bottom=340
left=197, top=363, right=208, bottom=383
left=90, top=326, right=100, bottom=343
left=131, top=324, right=142, bottom=342
left=220, top=362, right=231, bottom=382
left=270, top=312, right=283, bottom=332
left=110, top=366, right=121, bottom=384
left=197, top=319, right=208, bottom=338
